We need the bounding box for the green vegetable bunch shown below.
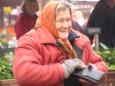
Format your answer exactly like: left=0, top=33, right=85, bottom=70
left=0, top=58, right=14, bottom=80
left=96, top=48, right=115, bottom=70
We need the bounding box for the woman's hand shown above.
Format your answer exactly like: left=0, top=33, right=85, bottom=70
left=79, top=78, right=92, bottom=86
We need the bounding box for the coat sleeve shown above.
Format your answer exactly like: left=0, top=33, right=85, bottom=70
left=83, top=42, right=108, bottom=73
left=13, top=36, right=64, bottom=86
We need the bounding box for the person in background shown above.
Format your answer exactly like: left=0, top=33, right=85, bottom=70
left=87, top=0, right=115, bottom=47
left=70, top=4, right=84, bottom=31
left=14, top=0, right=39, bottom=39
left=70, top=3, right=87, bottom=36
left=13, top=1, right=108, bottom=86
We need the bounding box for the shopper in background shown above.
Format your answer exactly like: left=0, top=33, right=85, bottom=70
left=87, top=0, right=115, bottom=48
left=13, top=1, right=108, bottom=86
left=69, top=3, right=88, bottom=37
left=14, top=0, right=39, bottom=39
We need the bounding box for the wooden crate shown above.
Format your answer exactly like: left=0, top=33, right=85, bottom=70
left=0, top=70, right=115, bottom=86
left=107, top=70, right=115, bottom=86
left=98, top=70, right=115, bottom=86
left=0, top=79, right=18, bottom=86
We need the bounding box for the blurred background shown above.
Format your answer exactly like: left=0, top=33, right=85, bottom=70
left=0, top=0, right=100, bottom=53
left=0, top=1, right=115, bottom=86
left=0, top=0, right=98, bottom=42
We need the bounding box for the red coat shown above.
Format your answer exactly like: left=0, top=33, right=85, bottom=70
left=13, top=27, right=108, bottom=86
left=14, top=12, right=37, bottom=39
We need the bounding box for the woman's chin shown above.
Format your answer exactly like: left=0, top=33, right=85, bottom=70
left=58, top=33, right=69, bottom=40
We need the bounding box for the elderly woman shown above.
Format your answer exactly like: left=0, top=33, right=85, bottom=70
left=13, top=1, right=108, bottom=86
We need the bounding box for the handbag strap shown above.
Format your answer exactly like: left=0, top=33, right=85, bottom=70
left=72, top=44, right=83, bottom=60
left=65, top=32, right=84, bottom=86
left=68, top=31, right=83, bottom=60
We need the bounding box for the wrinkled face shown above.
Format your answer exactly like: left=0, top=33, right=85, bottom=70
left=55, top=8, right=72, bottom=39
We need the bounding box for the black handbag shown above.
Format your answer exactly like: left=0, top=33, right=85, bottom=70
left=73, top=64, right=105, bottom=84
left=64, top=75, right=84, bottom=86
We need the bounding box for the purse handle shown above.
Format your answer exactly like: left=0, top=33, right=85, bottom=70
left=68, top=31, right=83, bottom=60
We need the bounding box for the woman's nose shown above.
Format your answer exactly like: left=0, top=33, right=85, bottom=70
left=63, top=21, right=69, bottom=27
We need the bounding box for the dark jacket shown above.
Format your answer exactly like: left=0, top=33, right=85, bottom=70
left=87, top=0, right=115, bottom=47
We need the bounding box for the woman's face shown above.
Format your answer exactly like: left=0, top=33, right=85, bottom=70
left=25, top=1, right=38, bottom=15
left=55, top=8, right=72, bottom=39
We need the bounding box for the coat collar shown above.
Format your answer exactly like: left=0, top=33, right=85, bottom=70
left=36, top=27, right=88, bottom=48
left=37, top=27, right=57, bottom=44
